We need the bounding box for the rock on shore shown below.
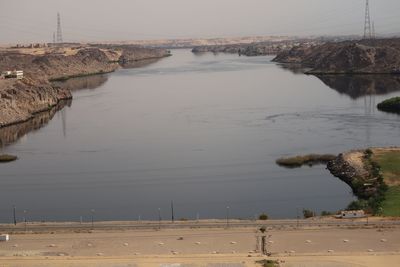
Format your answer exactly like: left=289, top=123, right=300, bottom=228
left=327, top=150, right=378, bottom=198
left=273, top=38, right=400, bottom=74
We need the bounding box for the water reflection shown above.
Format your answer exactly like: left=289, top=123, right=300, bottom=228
left=0, top=100, right=71, bottom=148
left=316, top=75, right=400, bottom=99
left=119, top=58, right=162, bottom=69
left=276, top=63, right=311, bottom=74
left=52, top=74, right=108, bottom=91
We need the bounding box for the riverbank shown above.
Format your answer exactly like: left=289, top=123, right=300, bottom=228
left=0, top=222, right=399, bottom=267
left=0, top=45, right=170, bottom=128
left=327, top=147, right=400, bottom=216
left=191, top=38, right=318, bottom=56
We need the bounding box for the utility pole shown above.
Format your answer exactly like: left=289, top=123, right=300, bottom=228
left=226, top=206, right=230, bottom=228
left=13, top=205, right=17, bottom=225
left=364, top=0, right=372, bottom=39
left=23, top=210, right=27, bottom=232
left=171, top=201, right=175, bottom=223
left=91, top=209, right=95, bottom=229
left=158, top=208, right=161, bottom=230
left=56, top=12, right=63, bottom=43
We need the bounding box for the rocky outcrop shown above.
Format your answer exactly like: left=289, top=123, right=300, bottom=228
left=0, top=78, right=71, bottom=127
left=0, top=45, right=169, bottom=128
left=273, top=38, right=400, bottom=74
left=327, top=150, right=379, bottom=199
left=117, top=46, right=171, bottom=63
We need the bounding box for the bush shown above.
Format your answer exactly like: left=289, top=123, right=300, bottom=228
left=276, top=154, right=336, bottom=168
left=258, top=213, right=269, bottom=220
left=347, top=200, right=368, bottom=211
left=302, top=209, right=315, bottom=219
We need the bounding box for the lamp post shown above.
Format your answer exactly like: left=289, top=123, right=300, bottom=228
left=158, top=208, right=161, bottom=230
left=13, top=205, right=17, bottom=225
left=226, top=206, right=230, bottom=228
left=23, top=210, right=27, bottom=232
left=91, top=209, right=95, bottom=229
left=171, top=201, right=175, bottom=223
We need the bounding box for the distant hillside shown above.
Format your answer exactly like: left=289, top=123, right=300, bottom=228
left=273, top=38, right=400, bottom=74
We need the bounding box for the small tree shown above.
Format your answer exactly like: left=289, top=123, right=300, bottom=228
left=258, top=213, right=269, bottom=220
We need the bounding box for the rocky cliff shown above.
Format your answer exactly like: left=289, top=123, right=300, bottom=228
left=0, top=45, right=169, bottom=128
left=0, top=78, right=71, bottom=127
left=273, top=38, right=400, bottom=74
left=192, top=42, right=293, bottom=56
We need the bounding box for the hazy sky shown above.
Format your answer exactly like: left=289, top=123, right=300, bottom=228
left=0, top=0, right=399, bottom=43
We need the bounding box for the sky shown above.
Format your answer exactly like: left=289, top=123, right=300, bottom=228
left=0, top=0, right=399, bottom=44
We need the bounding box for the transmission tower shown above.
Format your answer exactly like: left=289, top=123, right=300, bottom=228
left=363, top=0, right=372, bottom=39
left=56, top=12, right=63, bottom=43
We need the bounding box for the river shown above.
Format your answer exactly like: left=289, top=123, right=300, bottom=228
left=1, top=49, right=400, bottom=222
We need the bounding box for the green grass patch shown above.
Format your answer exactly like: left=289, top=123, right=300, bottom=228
left=373, top=150, right=400, bottom=185
left=370, top=149, right=400, bottom=216
left=381, top=186, right=400, bottom=216
left=276, top=154, right=336, bottom=168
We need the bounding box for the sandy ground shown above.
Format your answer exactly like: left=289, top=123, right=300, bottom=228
left=1, top=226, right=399, bottom=267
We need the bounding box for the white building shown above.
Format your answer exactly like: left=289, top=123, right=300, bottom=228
left=336, top=210, right=366, bottom=219
left=1, top=70, right=23, bottom=80
left=0, top=234, right=9, bottom=242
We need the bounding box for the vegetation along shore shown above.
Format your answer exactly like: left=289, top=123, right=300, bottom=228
left=327, top=147, right=400, bottom=216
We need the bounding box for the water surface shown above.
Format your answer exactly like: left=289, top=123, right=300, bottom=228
left=1, top=50, right=400, bottom=222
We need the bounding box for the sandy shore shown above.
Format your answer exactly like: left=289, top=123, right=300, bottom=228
left=1, top=223, right=399, bottom=267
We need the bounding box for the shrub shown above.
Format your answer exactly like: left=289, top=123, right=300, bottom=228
left=377, top=97, right=400, bottom=113
left=347, top=200, right=368, bottom=211
left=258, top=213, right=269, bottom=220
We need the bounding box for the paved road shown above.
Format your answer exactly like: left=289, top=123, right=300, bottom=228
left=1, top=218, right=399, bottom=233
